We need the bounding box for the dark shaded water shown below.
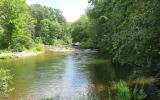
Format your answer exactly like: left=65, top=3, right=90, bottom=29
left=0, top=51, right=133, bottom=100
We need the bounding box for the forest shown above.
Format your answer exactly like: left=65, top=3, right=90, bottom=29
left=0, top=0, right=71, bottom=52
left=71, top=0, right=160, bottom=71
left=0, top=0, right=160, bottom=100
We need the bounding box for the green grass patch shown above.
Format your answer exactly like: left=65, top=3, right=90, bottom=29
left=0, top=50, right=13, bottom=54
left=28, top=44, right=45, bottom=52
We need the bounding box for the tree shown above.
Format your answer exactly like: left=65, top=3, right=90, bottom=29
left=0, top=0, right=34, bottom=50
left=71, top=15, right=89, bottom=42
left=54, top=9, right=66, bottom=25
left=72, top=0, right=160, bottom=68
left=30, top=4, right=71, bottom=45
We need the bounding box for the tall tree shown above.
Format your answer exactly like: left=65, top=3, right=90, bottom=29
left=30, top=4, right=71, bottom=45
left=0, top=0, right=32, bottom=48
left=72, top=0, right=160, bottom=68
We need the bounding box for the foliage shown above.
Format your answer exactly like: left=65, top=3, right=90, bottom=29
left=29, top=44, right=44, bottom=52
left=52, top=38, right=65, bottom=46
left=0, top=26, right=4, bottom=48
left=30, top=4, right=71, bottom=46
left=132, top=84, right=146, bottom=100
left=9, top=35, right=35, bottom=52
left=0, top=69, right=13, bottom=95
left=81, top=38, right=94, bottom=49
left=41, top=97, right=54, bottom=100
left=115, top=81, right=131, bottom=100
left=0, top=1, right=72, bottom=52
left=0, top=50, right=13, bottom=54
left=34, top=37, right=43, bottom=44
left=0, top=0, right=34, bottom=49
left=72, top=0, right=160, bottom=69
left=109, top=80, right=146, bottom=100
left=71, top=15, right=90, bottom=43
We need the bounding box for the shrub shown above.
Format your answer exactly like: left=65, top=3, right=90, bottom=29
left=52, top=38, right=65, bottom=46
left=132, top=84, right=146, bottom=100
left=34, top=37, right=43, bottom=44
left=9, top=35, right=35, bottom=52
left=29, top=44, right=44, bottom=52
left=81, top=39, right=94, bottom=49
left=115, top=81, right=131, bottom=100
left=110, top=80, right=146, bottom=100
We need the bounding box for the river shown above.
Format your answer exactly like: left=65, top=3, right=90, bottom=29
left=0, top=51, right=133, bottom=100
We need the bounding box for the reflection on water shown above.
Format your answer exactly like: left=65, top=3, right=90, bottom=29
left=0, top=52, right=133, bottom=100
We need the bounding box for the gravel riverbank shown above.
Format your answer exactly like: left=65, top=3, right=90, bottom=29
left=0, top=51, right=43, bottom=58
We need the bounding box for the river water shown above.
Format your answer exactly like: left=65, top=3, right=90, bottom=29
left=0, top=51, right=133, bottom=100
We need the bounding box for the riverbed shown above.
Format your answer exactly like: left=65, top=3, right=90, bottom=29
left=0, top=51, right=134, bottom=100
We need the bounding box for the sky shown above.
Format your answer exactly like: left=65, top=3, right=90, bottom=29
left=26, top=0, right=88, bottom=22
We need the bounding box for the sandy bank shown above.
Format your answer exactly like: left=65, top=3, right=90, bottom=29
left=45, top=45, right=76, bottom=52
left=0, top=51, right=43, bottom=58
left=45, top=45, right=99, bottom=53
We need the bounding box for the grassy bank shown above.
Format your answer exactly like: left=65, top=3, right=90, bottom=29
left=0, top=44, right=44, bottom=59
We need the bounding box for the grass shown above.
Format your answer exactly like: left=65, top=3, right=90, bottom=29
left=0, top=56, right=16, bottom=60
left=0, top=44, right=44, bottom=60
left=0, top=50, right=16, bottom=59
left=0, top=50, right=14, bottom=54
left=28, top=44, right=45, bottom=52
left=108, top=80, right=147, bottom=100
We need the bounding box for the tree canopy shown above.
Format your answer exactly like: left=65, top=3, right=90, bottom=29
left=71, top=0, right=160, bottom=69
left=0, top=0, right=72, bottom=51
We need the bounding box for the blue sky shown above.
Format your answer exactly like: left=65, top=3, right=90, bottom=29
left=26, top=0, right=88, bottom=22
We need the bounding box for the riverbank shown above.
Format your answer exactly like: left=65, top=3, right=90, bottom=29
left=0, top=44, right=45, bottom=59
left=0, top=45, right=74, bottom=59
left=0, top=51, right=43, bottom=59
left=45, top=45, right=76, bottom=52
left=45, top=45, right=98, bottom=53
left=0, top=45, right=98, bottom=59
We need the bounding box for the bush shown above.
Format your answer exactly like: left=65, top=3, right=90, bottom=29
left=81, top=39, right=94, bottom=49
left=132, top=84, right=146, bottom=100
left=52, top=38, right=65, bottom=46
left=0, top=69, right=13, bottom=95
left=29, top=44, right=44, bottom=52
left=110, top=80, right=146, bottom=100
left=64, top=36, right=72, bottom=45
left=115, top=81, right=131, bottom=100
left=34, top=37, right=43, bottom=44
left=9, top=35, right=35, bottom=52
left=0, top=50, right=12, bottom=54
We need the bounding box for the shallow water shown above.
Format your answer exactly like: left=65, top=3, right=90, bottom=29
left=0, top=51, right=133, bottom=100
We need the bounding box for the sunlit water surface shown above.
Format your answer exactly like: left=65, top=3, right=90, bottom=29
left=0, top=51, right=133, bottom=100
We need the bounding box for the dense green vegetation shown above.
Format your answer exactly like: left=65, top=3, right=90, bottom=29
left=71, top=0, right=160, bottom=71
left=70, top=1, right=160, bottom=98
left=0, top=0, right=159, bottom=99
left=71, top=15, right=94, bottom=49
left=1, top=0, right=158, bottom=69
left=0, top=0, right=71, bottom=52
left=109, top=81, right=146, bottom=100
left=30, top=4, right=72, bottom=45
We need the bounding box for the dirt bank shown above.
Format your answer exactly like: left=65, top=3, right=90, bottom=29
left=0, top=51, right=43, bottom=59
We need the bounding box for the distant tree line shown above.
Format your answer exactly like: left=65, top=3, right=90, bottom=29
left=71, top=0, right=160, bottom=70
left=0, top=0, right=72, bottom=51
